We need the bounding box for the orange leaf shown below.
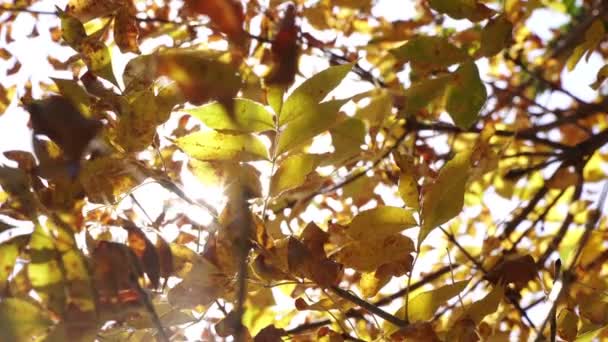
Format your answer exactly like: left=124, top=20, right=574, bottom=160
left=185, top=0, right=245, bottom=46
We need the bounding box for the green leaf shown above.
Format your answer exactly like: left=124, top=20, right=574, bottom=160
left=428, top=0, right=494, bottom=21
left=276, top=98, right=348, bottom=155
left=459, top=284, right=503, bottom=324
left=390, top=36, right=469, bottom=72
left=267, top=85, right=285, bottom=115
left=403, top=74, right=452, bottom=116
left=279, top=63, right=353, bottom=126
left=478, top=15, right=513, bottom=58
left=345, top=206, right=417, bottom=241
left=397, top=280, right=469, bottom=323
left=270, top=153, right=322, bottom=196
left=0, top=298, right=53, bottom=341
left=590, top=64, right=608, bottom=90
left=419, top=151, right=470, bottom=246
left=177, top=131, right=269, bottom=162
left=187, top=99, right=274, bottom=133
left=334, top=234, right=415, bottom=272
left=445, top=61, right=486, bottom=128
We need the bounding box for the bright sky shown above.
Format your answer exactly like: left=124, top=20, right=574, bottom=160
left=0, top=0, right=605, bottom=339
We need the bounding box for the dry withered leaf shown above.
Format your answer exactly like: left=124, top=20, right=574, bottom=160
left=266, top=2, right=300, bottom=86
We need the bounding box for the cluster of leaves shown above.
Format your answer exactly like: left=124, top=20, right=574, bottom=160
left=1, top=0, right=608, bottom=341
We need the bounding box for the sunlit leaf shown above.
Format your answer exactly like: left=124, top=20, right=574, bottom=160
left=270, top=153, right=322, bottom=196
left=51, top=78, right=92, bottom=117
left=187, top=99, right=274, bottom=133
left=28, top=225, right=65, bottom=314
left=345, top=206, right=417, bottom=241
left=79, top=155, right=140, bottom=204
left=391, top=36, right=469, bottom=72
left=65, top=0, right=124, bottom=22
left=355, top=90, right=392, bottom=126
left=445, top=61, right=486, bottom=128
left=266, top=3, right=299, bottom=86
left=0, top=298, right=53, bottom=341
left=177, top=131, right=269, bottom=161
left=116, top=89, right=159, bottom=152
left=397, top=280, right=469, bottom=322
left=0, top=239, right=20, bottom=293
left=334, top=234, right=415, bottom=272
left=80, top=39, right=119, bottom=86
left=420, top=151, right=470, bottom=246
left=279, top=63, right=352, bottom=126
left=328, top=117, right=366, bottom=164
left=277, top=98, right=348, bottom=155
left=459, top=284, right=503, bottom=324
left=0, top=84, right=15, bottom=116
left=125, top=224, right=161, bottom=288
left=156, top=49, right=241, bottom=106
left=394, top=153, right=419, bottom=209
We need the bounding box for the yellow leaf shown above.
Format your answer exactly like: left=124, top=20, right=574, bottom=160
left=345, top=206, right=417, bottom=241
left=391, top=36, right=469, bottom=72
left=394, top=153, right=419, bottom=209
left=429, top=0, right=495, bottom=21
left=567, top=20, right=605, bottom=71
left=334, top=234, right=415, bottom=272
left=590, top=64, right=608, bottom=90
left=176, top=131, right=269, bottom=162
left=420, top=151, right=471, bottom=246
left=276, top=98, right=347, bottom=155
left=0, top=298, right=53, bottom=341
left=187, top=99, right=274, bottom=133
left=398, top=280, right=469, bottom=323
left=79, top=155, right=140, bottom=204
left=355, top=90, right=392, bottom=126
left=402, top=74, right=453, bottom=116
left=279, top=63, right=353, bottom=126
left=270, top=153, right=322, bottom=196
left=328, top=117, right=366, bottom=165
left=460, top=284, right=503, bottom=324
left=65, top=0, right=124, bottom=22
left=557, top=308, right=578, bottom=341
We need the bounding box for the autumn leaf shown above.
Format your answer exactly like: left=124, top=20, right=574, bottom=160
left=391, top=36, right=469, bottom=72
left=187, top=99, right=274, bottom=133
left=184, top=0, right=245, bottom=46
left=176, top=131, right=269, bottom=162
left=419, top=151, right=471, bottom=246
left=445, top=61, right=487, bottom=128
left=0, top=298, right=53, bottom=341
left=270, top=153, right=322, bottom=195
left=428, top=0, right=495, bottom=21
left=345, top=206, right=417, bottom=241
left=334, top=234, right=415, bottom=272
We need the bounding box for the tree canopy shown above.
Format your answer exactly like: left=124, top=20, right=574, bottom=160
left=0, top=0, right=608, bottom=341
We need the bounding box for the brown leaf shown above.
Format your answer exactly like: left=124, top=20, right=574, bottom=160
left=124, top=223, right=161, bottom=288
left=184, top=0, right=245, bottom=46
left=25, top=96, right=102, bottom=175
left=447, top=319, right=479, bottom=342
left=300, top=222, right=329, bottom=256
left=254, top=325, right=285, bottom=342
left=391, top=322, right=441, bottom=341
left=485, top=254, right=537, bottom=286
left=92, top=241, right=142, bottom=305
left=156, top=236, right=173, bottom=280
left=114, top=4, right=140, bottom=54
left=266, top=3, right=300, bottom=86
